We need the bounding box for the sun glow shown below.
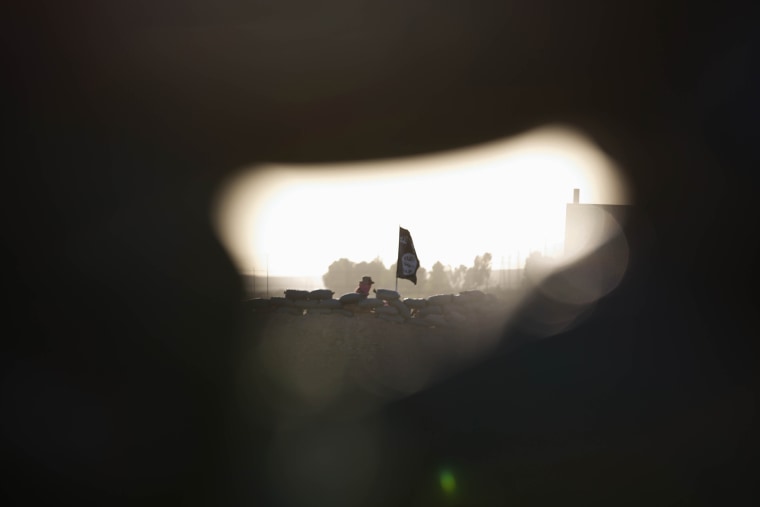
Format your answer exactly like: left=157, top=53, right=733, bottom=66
left=212, top=125, right=630, bottom=279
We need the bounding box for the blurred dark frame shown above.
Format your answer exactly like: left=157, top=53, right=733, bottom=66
left=3, top=1, right=757, bottom=505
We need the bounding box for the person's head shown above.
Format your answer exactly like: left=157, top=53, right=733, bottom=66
left=361, top=276, right=374, bottom=285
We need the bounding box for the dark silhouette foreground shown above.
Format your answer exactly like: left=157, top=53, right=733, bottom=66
left=4, top=1, right=757, bottom=505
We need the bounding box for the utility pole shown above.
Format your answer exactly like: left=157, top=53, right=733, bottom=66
left=500, top=256, right=505, bottom=289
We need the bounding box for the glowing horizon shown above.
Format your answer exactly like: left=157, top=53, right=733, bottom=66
left=212, top=124, right=630, bottom=278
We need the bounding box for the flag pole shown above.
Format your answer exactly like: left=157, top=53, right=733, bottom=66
left=395, top=225, right=399, bottom=292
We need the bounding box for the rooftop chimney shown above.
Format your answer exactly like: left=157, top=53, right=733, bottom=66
left=573, top=188, right=580, bottom=204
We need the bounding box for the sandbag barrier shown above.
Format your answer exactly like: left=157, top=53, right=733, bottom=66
left=243, top=288, right=503, bottom=328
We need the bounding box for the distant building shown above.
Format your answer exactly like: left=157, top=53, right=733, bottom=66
left=555, top=188, right=648, bottom=304
left=564, top=188, right=632, bottom=258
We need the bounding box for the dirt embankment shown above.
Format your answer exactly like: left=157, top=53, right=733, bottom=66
left=238, top=302, right=516, bottom=422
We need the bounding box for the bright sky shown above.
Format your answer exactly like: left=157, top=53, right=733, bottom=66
left=212, top=124, right=630, bottom=277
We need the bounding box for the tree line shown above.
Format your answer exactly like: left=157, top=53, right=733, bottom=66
left=322, top=253, right=493, bottom=298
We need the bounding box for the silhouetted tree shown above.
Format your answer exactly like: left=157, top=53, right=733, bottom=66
left=355, top=257, right=388, bottom=286
left=323, top=254, right=494, bottom=298
left=323, top=257, right=391, bottom=295
left=449, top=264, right=468, bottom=291
left=428, top=261, right=452, bottom=295
left=464, top=252, right=493, bottom=290
left=322, top=258, right=357, bottom=295
left=523, top=251, right=551, bottom=286
left=415, top=265, right=428, bottom=293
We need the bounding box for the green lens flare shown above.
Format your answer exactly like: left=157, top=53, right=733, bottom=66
left=440, top=470, right=456, bottom=494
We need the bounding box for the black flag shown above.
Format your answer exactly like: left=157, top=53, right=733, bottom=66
left=396, top=227, right=420, bottom=285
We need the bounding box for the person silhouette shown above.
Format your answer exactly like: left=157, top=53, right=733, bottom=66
left=355, top=276, right=375, bottom=297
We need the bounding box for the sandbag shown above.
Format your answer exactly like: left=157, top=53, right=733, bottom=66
left=284, top=289, right=310, bottom=300
left=319, top=299, right=342, bottom=309
left=403, top=298, right=428, bottom=309
left=446, top=310, right=468, bottom=324
left=419, top=305, right=443, bottom=316
left=339, top=292, right=364, bottom=304
left=374, top=305, right=399, bottom=315
left=389, top=299, right=411, bottom=318
left=375, top=288, right=400, bottom=300
left=309, top=289, right=335, bottom=300
left=295, top=300, right=320, bottom=309
left=452, top=294, right=470, bottom=305
left=458, top=290, right=486, bottom=299
left=359, top=298, right=386, bottom=308
left=427, top=294, right=454, bottom=305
